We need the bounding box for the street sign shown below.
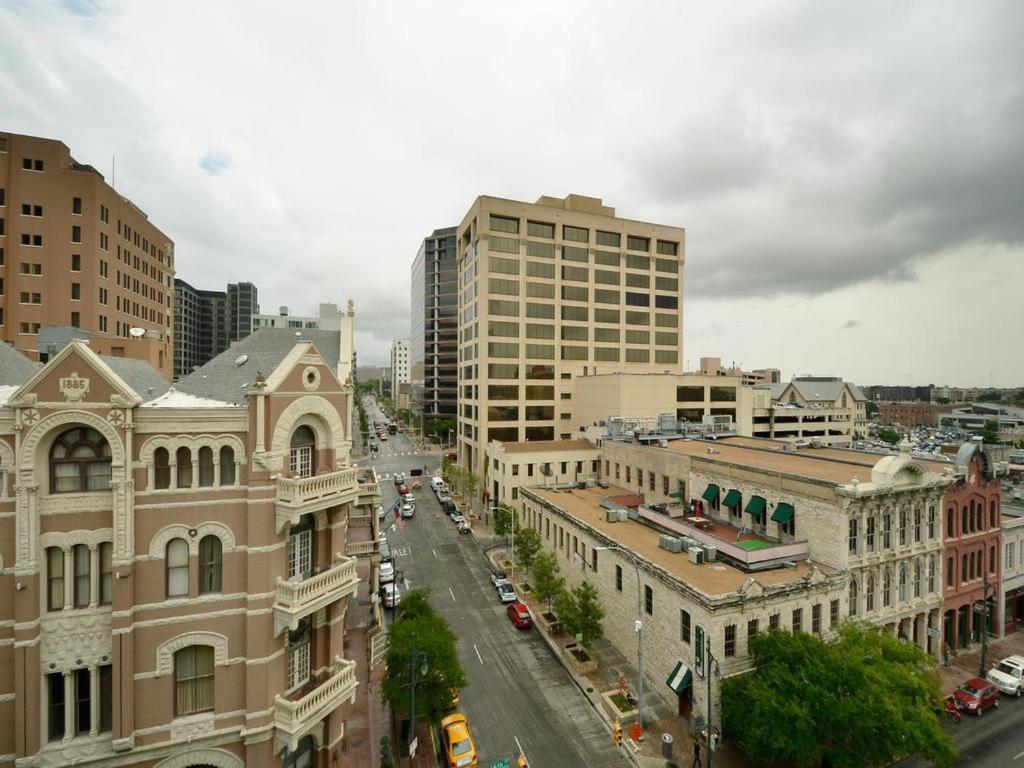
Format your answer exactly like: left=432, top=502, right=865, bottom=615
left=927, top=627, right=940, bottom=638
left=409, top=737, right=418, bottom=757
left=489, top=760, right=511, bottom=768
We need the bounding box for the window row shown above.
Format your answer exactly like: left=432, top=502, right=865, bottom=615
left=848, top=559, right=937, bottom=616
left=46, top=543, right=113, bottom=612
left=46, top=665, right=112, bottom=742
left=152, top=445, right=238, bottom=489
left=487, top=214, right=679, bottom=256
left=848, top=507, right=938, bottom=554
left=946, top=498, right=999, bottom=538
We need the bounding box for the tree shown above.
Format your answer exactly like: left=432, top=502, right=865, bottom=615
left=555, top=581, right=604, bottom=647
left=395, top=588, right=435, bottom=623
left=382, top=610, right=467, bottom=725
left=464, top=471, right=479, bottom=515
left=721, top=622, right=956, bottom=768
left=379, top=736, right=395, bottom=768
left=876, top=427, right=901, bottom=445
left=981, top=419, right=1001, bottom=445
left=935, top=396, right=951, bottom=405
left=865, top=401, right=880, bottom=419
left=440, top=456, right=454, bottom=482
left=494, top=505, right=519, bottom=538
left=515, top=527, right=542, bottom=572
left=532, top=551, right=564, bottom=612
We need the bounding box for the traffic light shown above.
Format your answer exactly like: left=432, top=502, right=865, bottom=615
left=613, top=721, right=622, bottom=747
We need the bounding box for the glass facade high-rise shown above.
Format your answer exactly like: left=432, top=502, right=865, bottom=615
left=173, top=279, right=258, bottom=379
left=410, top=227, right=458, bottom=421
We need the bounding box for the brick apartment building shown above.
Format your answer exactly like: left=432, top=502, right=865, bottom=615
left=0, top=309, right=383, bottom=768
left=877, top=402, right=947, bottom=428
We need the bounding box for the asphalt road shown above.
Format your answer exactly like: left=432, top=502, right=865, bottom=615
left=899, top=692, right=1024, bottom=767
left=361, top=399, right=628, bottom=768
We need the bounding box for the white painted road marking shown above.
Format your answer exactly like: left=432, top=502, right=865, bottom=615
left=514, top=736, right=528, bottom=764
left=449, top=586, right=456, bottom=602
left=1015, top=749, right=1024, bottom=760
left=474, top=644, right=484, bottom=664
left=432, top=549, right=438, bottom=560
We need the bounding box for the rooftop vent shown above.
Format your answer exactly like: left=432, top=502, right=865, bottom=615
left=235, top=354, right=248, bottom=366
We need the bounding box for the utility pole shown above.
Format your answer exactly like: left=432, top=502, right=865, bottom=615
left=979, top=570, right=995, bottom=677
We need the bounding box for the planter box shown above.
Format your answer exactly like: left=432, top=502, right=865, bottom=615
left=535, top=610, right=564, bottom=637
left=562, top=643, right=598, bottom=676
left=599, top=689, right=638, bottom=723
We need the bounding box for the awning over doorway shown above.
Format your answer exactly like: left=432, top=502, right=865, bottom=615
left=771, top=502, right=795, bottom=524
left=701, top=484, right=720, bottom=502
left=745, top=496, right=766, bottom=516
left=666, top=661, right=693, bottom=694
left=723, top=489, right=742, bottom=508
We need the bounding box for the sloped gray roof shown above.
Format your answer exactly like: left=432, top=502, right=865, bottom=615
left=772, top=378, right=866, bottom=403
left=0, top=344, right=40, bottom=386
left=176, top=328, right=341, bottom=405
left=99, top=355, right=172, bottom=400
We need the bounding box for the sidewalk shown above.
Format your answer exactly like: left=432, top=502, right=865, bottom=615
left=480, top=540, right=751, bottom=768
left=938, top=630, right=1024, bottom=695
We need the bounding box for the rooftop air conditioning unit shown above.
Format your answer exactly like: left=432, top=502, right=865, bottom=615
left=585, top=478, right=596, bottom=488
left=617, top=509, right=629, bottom=522
left=703, top=546, right=717, bottom=562
left=607, top=510, right=621, bottom=523
left=689, top=548, right=705, bottom=565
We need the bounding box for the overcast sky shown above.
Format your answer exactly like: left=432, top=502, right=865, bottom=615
left=2, top=1, right=1021, bottom=386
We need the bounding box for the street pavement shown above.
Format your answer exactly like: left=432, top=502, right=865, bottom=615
left=361, top=399, right=629, bottom=768
left=899, top=693, right=1024, bottom=767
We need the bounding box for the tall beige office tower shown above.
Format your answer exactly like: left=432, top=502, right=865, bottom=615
left=456, top=194, right=685, bottom=476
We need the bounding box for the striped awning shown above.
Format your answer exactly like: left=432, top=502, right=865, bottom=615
left=666, top=661, right=693, bottom=694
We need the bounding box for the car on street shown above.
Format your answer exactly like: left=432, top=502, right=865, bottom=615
left=442, top=499, right=457, bottom=515
left=382, top=582, right=400, bottom=608
left=491, top=570, right=509, bottom=588
left=988, top=656, right=1024, bottom=696
left=397, top=484, right=409, bottom=496
left=457, top=521, right=472, bottom=535
left=401, top=503, right=415, bottom=518
left=379, top=561, right=394, bottom=583
left=497, top=583, right=517, bottom=604
left=507, top=602, right=532, bottom=629
left=954, top=678, right=1000, bottom=715
left=394, top=473, right=405, bottom=486
left=377, top=505, right=386, bottom=520
left=437, top=490, right=451, bottom=503
left=431, top=476, right=445, bottom=490
left=440, top=713, right=478, bottom=768
left=403, top=493, right=416, bottom=504
left=451, top=514, right=466, bottom=526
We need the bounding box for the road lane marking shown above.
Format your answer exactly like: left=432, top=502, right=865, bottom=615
left=449, top=587, right=456, bottom=602
left=514, top=736, right=528, bottom=764
left=474, top=644, right=484, bottom=664
left=432, top=549, right=438, bottom=560
left=1015, top=749, right=1024, bottom=760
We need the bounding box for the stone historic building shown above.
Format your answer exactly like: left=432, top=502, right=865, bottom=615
left=0, top=317, right=381, bottom=768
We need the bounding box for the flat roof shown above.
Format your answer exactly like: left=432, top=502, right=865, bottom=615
left=526, top=484, right=831, bottom=598
left=497, top=439, right=595, bottom=454
left=660, top=440, right=873, bottom=485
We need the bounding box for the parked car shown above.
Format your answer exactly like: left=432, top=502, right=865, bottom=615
left=507, top=602, right=532, bottom=629
left=954, top=678, right=1000, bottom=715
left=443, top=499, right=457, bottom=515
left=377, top=505, right=386, bottom=520
left=490, top=570, right=509, bottom=589
left=497, top=583, right=517, bottom=604
left=403, top=493, right=416, bottom=504
left=457, top=521, right=472, bottom=535
left=451, top=514, right=466, bottom=526
left=431, top=476, right=445, bottom=490
left=437, top=492, right=452, bottom=505
left=988, top=656, right=1024, bottom=696
left=401, top=503, right=415, bottom=518
left=382, top=582, right=400, bottom=608
left=440, top=713, right=478, bottom=768
left=379, top=561, right=395, bottom=583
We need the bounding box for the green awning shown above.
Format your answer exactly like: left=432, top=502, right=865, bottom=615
left=666, top=661, right=693, bottom=694
left=723, top=489, right=742, bottom=508
left=701, top=484, right=720, bottom=502
left=668, top=490, right=685, bottom=499
left=745, top=496, right=766, bottom=516
left=771, top=502, right=795, bottom=524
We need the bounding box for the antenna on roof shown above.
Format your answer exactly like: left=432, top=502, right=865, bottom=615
left=129, top=327, right=146, bottom=338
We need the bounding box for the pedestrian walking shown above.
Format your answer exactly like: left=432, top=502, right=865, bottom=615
left=692, top=740, right=701, bottom=768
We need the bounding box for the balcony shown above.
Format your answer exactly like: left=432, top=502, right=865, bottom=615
left=274, top=657, right=358, bottom=753
left=276, top=467, right=360, bottom=531
left=347, top=540, right=379, bottom=558
left=274, top=554, right=360, bottom=635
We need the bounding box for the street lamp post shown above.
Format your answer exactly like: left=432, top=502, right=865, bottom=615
left=407, top=634, right=429, bottom=768
left=979, top=570, right=995, bottom=677
left=704, top=633, right=721, bottom=768
left=595, top=545, right=644, bottom=730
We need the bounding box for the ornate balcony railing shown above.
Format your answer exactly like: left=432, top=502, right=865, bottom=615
left=346, top=540, right=378, bottom=557
left=274, top=657, right=358, bottom=752
left=273, top=554, right=359, bottom=635
left=276, top=467, right=361, bottom=531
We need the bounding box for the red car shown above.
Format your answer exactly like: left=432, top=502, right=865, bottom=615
left=397, top=484, right=409, bottom=496
left=954, top=678, right=1000, bottom=716
left=507, top=602, right=532, bottom=629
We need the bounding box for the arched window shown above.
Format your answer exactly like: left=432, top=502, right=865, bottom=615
left=866, top=576, right=876, bottom=612
left=842, top=393, right=848, bottom=408
left=290, top=426, right=316, bottom=478
left=969, top=552, right=976, bottom=580
left=928, top=557, right=936, bottom=593
left=898, top=567, right=907, bottom=602
left=990, top=545, right=996, bottom=574
left=789, top=391, right=797, bottom=404
left=899, top=510, right=908, bottom=546
left=990, top=500, right=997, bottom=529
left=883, top=513, right=892, bottom=549
left=73, top=544, right=90, bottom=608
left=849, top=579, right=859, bottom=616
left=947, top=508, right=955, bottom=538
left=975, top=502, right=983, bottom=532
left=928, top=505, right=936, bottom=539
left=947, top=557, right=954, bottom=587
left=99, top=542, right=113, bottom=606
left=913, top=562, right=922, bottom=598
left=154, top=447, right=170, bottom=489
left=883, top=571, right=892, bottom=607
left=219, top=446, right=235, bottom=486
left=198, top=447, right=214, bottom=487
left=913, top=508, right=922, bottom=543
left=46, top=547, right=64, bottom=612
left=283, top=736, right=316, bottom=768
left=166, top=538, right=189, bottom=598
left=962, top=554, right=968, bottom=582
left=962, top=506, right=969, bottom=534
left=50, top=427, right=112, bottom=493
left=174, top=646, right=214, bottom=716
left=199, top=535, right=222, bottom=594
left=176, top=447, right=192, bottom=488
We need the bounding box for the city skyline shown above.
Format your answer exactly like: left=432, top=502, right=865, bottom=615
left=2, top=1, right=1021, bottom=385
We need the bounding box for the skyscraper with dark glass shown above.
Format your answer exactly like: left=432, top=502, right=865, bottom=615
left=410, top=227, right=458, bottom=425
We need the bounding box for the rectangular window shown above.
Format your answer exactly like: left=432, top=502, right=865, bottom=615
left=724, top=624, right=736, bottom=657
left=655, top=276, right=678, bottom=291
left=99, top=664, right=113, bottom=732
left=525, top=385, right=553, bottom=400
left=487, top=342, right=519, bottom=358
left=71, top=253, right=81, bottom=271
left=490, top=214, right=519, bottom=234
left=489, top=277, right=519, bottom=296
left=655, top=257, right=679, bottom=273
left=625, top=329, right=649, bottom=344
left=681, top=610, right=691, bottom=643
left=562, top=225, right=588, bottom=243
left=561, top=285, right=588, bottom=302
left=526, top=323, right=554, bottom=339
left=174, top=646, right=215, bottom=715
left=657, top=240, right=679, bottom=256
left=625, top=292, right=650, bottom=307
left=526, top=260, right=555, bottom=278
left=526, top=302, right=555, bottom=319
left=595, top=347, right=619, bottom=361
left=74, top=667, right=91, bottom=734
left=655, top=350, right=678, bottom=364
left=625, top=349, right=649, bottom=363
left=595, top=250, right=620, bottom=266
left=626, top=272, right=650, bottom=288
left=489, top=320, right=519, bottom=338
left=594, top=269, right=620, bottom=285
left=709, top=386, right=736, bottom=402
left=594, top=288, right=619, bottom=305
left=560, top=345, right=588, bottom=360
left=812, top=604, right=822, bottom=635
left=561, top=325, right=588, bottom=341
left=655, top=313, right=676, bottom=328
left=655, top=331, right=678, bottom=346
left=625, top=311, right=649, bottom=326
left=48, top=672, right=65, bottom=741
left=70, top=312, right=80, bottom=328
left=830, top=599, right=839, bottom=628
left=594, top=327, right=619, bottom=343
left=526, top=240, right=555, bottom=258
left=489, top=236, right=519, bottom=255
left=627, top=235, right=650, bottom=252
left=561, top=265, right=588, bottom=282
left=525, top=344, right=554, bottom=359
left=73, top=545, right=90, bottom=608
left=526, top=281, right=555, bottom=299
left=595, top=230, right=620, bottom=247
left=71, top=283, right=81, bottom=300
left=561, top=305, right=588, bottom=322
left=72, top=225, right=82, bottom=243
left=655, top=295, right=678, bottom=309
left=594, top=308, right=620, bottom=324
left=769, top=613, right=780, bottom=631
left=490, top=255, right=519, bottom=274
left=644, top=584, right=653, bottom=615
left=561, top=245, right=588, bottom=263
left=72, top=197, right=82, bottom=215
left=527, top=220, right=554, bottom=238
left=489, top=299, right=519, bottom=317
left=747, top=618, right=759, bottom=641
left=99, top=543, right=112, bottom=605
left=792, top=608, right=803, bottom=633
left=488, top=384, right=519, bottom=400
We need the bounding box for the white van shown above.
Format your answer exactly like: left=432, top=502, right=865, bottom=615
left=988, top=655, right=1024, bottom=696
left=430, top=476, right=445, bottom=490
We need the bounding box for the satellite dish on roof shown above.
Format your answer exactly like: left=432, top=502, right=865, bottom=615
left=129, top=327, right=146, bottom=338
left=235, top=354, right=248, bottom=366
left=294, top=331, right=302, bottom=337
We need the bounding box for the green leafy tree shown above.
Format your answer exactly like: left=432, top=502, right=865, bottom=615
left=494, top=506, right=519, bottom=538
left=395, top=588, right=436, bottom=623
left=515, top=527, right=542, bottom=573
left=722, top=622, right=955, bottom=768
left=935, top=396, right=951, bottom=405
left=532, top=551, right=564, bottom=612
left=382, top=612, right=467, bottom=725
left=464, top=471, right=479, bottom=515
left=440, top=456, right=454, bottom=482
left=981, top=419, right=1001, bottom=445
left=556, top=581, right=604, bottom=647
left=379, top=736, right=395, bottom=768
left=865, top=401, right=880, bottom=419
left=876, top=427, right=902, bottom=445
